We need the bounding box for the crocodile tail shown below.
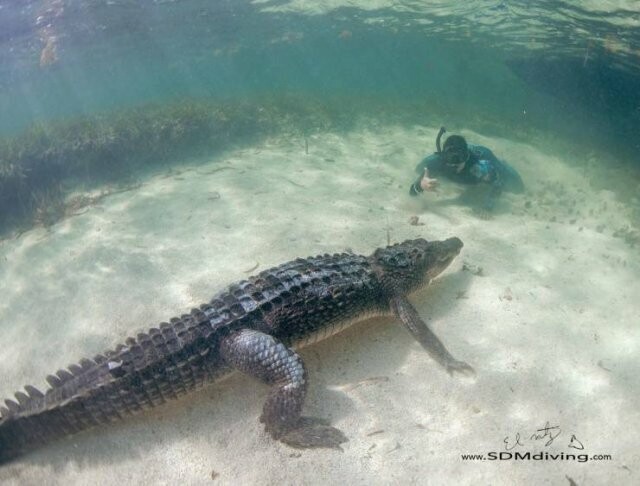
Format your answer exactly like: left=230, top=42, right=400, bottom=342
left=0, top=413, right=47, bottom=464
left=0, top=334, right=168, bottom=464
left=0, top=371, right=134, bottom=465
left=0, top=360, right=106, bottom=464
left=0, top=313, right=219, bottom=464
left=0, top=419, right=22, bottom=464
left=0, top=392, right=104, bottom=464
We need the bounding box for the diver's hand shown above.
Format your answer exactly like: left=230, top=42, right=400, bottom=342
left=420, top=169, right=439, bottom=191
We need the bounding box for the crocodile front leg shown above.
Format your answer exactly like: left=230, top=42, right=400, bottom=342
left=219, top=329, right=347, bottom=450
left=391, top=296, right=475, bottom=376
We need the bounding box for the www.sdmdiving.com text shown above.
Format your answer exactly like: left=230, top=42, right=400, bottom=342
left=461, top=451, right=612, bottom=463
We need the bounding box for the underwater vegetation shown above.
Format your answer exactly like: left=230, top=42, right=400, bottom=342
left=1, top=91, right=636, bottom=238
left=0, top=95, right=358, bottom=236
left=0, top=92, right=490, bottom=237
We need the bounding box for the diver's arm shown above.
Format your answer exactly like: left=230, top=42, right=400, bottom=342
left=478, top=145, right=525, bottom=194
left=477, top=146, right=519, bottom=184
left=424, top=153, right=445, bottom=174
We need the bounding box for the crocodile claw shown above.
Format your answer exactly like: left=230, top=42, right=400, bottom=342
left=279, top=417, right=348, bottom=451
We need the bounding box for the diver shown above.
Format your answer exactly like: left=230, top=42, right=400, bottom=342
left=409, top=127, right=524, bottom=217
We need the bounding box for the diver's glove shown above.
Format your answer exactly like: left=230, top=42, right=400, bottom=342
left=409, top=181, right=424, bottom=196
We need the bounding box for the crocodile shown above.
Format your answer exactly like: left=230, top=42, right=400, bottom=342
left=0, top=237, right=471, bottom=464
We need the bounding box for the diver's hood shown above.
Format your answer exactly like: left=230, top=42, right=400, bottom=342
left=436, top=127, right=469, bottom=165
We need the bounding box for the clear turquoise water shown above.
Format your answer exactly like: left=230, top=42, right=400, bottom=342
left=1, top=0, right=638, bottom=153
left=1, top=2, right=640, bottom=483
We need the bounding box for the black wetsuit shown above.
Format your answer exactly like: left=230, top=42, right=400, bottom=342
left=409, top=144, right=524, bottom=210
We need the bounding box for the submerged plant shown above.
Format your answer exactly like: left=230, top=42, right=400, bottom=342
left=0, top=93, right=518, bottom=236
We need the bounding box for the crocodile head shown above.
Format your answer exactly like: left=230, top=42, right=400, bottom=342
left=371, top=237, right=463, bottom=294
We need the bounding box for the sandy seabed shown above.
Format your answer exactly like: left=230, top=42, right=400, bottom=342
left=0, top=124, right=638, bottom=485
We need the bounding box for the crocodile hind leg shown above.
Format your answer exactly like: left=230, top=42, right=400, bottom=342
left=391, top=296, right=475, bottom=376
left=219, top=329, right=347, bottom=450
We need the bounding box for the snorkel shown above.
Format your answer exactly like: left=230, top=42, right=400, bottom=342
left=436, top=126, right=446, bottom=153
